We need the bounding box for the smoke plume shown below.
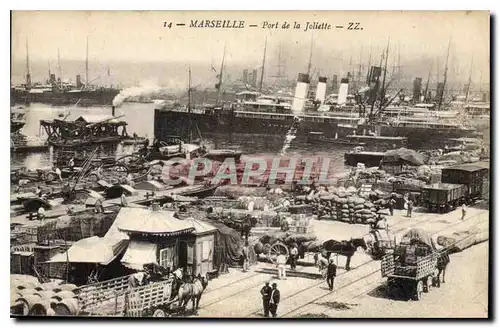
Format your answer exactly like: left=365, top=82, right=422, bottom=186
left=112, top=81, right=162, bottom=107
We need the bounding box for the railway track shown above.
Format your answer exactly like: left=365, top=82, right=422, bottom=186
left=197, top=207, right=488, bottom=317
left=277, top=211, right=488, bottom=318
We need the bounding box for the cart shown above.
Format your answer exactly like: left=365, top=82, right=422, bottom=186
left=266, top=241, right=289, bottom=263
left=381, top=228, right=440, bottom=300
left=124, top=279, right=177, bottom=317
left=368, top=228, right=395, bottom=260
left=381, top=252, right=439, bottom=300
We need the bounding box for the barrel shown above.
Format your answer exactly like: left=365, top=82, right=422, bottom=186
left=52, top=298, right=80, bottom=316
left=57, top=283, right=79, bottom=293
left=34, top=290, right=56, bottom=299
left=16, top=282, right=40, bottom=290
left=17, top=288, right=38, bottom=296
left=41, top=282, right=60, bottom=290
left=15, top=294, right=42, bottom=315
left=27, top=300, right=56, bottom=316
left=51, top=291, right=76, bottom=301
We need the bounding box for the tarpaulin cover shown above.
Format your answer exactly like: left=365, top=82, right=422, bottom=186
left=202, top=219, right=243, bottom=272
left=401, top=228, right=437, bottom=250
left=121, top=240, right=158, bottom=270
left=384, top=148, right=425, bottom=166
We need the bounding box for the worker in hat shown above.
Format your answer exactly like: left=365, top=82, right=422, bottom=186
left=260, top=282, right=272, bottom=317
left=268, top=283, right=280, bottom=318
left=326, top=258, right=337, bottom=291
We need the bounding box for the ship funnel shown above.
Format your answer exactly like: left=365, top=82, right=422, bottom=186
left=291, top=73, right=310, bottom=114
left=112, top=106, right=116, bottom=116
left=337, top=78, right=349, bottom=105
left=413, top=77, right=422, bottom=101
left=331, top=75, right=338, bottom=94
left=76, top=75, right=82, bottom=88
left=315, top=77, right=327, bottom=104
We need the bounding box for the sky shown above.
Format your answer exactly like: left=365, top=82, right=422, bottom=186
left=11, top=11, right=490, bottom=87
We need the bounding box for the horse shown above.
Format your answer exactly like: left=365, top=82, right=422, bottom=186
left=322, top=238, right=368, bottom=271
left=436, top=251, right=450, bottom=286
left=177, top=274, right=209, bottom=314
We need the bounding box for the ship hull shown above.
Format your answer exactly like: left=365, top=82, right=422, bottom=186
left=154, top=109, right=478, bottom=150
left=11, top=88, right=120, bottom=106
left=154, top=110, right=356, bottom=140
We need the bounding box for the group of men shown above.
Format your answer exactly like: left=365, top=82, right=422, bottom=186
left=260, top=282, right=281, bottom=318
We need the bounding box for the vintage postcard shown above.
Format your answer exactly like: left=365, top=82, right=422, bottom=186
left=10, top=10, right=490, bottom=319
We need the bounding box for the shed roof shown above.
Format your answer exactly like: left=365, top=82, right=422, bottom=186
left=443, top=161, right=490, bottom=172
left=117, top=207, right=195, bottom=236
left=184, top=218, right=217, bottom=235
left=75, top=115, right=119, bottom=124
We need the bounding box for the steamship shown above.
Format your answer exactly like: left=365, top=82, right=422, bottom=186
left=12, top=39, right=120, bottom=107
left=154, top=41, right=478, bottom=149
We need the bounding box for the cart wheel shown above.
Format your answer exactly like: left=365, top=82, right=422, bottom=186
left=424, top=276, right=433, bottom=293
left=414, top=280, right=424, bottom=301
left=152, top=309, right=166, bottom=317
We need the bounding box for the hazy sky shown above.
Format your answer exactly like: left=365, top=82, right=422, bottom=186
left=11, top=11, right=490, bottom=84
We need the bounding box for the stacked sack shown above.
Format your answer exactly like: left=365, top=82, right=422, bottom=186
left=298, top=186, right=385, bottom=225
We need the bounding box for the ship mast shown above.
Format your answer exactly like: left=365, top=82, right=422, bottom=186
left=423, top=63, right=432, bottom=103
left=85, top=36, right=89, bottom=90
left=215, top=44, right=226, bottom=106
left=379, top=37, right=390, bottom=110
left=464, top=56, right=473, bottom=104
left=57, top=48, right=62, bottom=89
left=438, top=38, right=451, bottom=110
left=259, top=37, right=267, bottom=93
left=188, top=64, right=192, bottom=143
left=25, top=38, right=31, bottom=89
left=366, top=44, right=372, bottom=84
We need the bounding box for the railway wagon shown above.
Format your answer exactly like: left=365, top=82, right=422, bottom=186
left=441, top=162, right=489, bottom=202
left=381, top=228, right=440, bottom=301
left=421, top=183, right=467, bottom=213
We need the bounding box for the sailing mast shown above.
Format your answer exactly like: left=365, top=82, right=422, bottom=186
left=438, top=38, right=451, bottom=110
left=424, top=63, right=432, bottom=103
left=379, top=38, right=390, bottom=110
left=464, top=56, right=473, bottom=104
left=25, top=38, right=31, bottom=88
left=366, top=44, right=372, bottom=84
left=57, top=48, right=62, bottom=89
left=85, top=36, right=89, bottom=89
left=215, top=45, right=226, bottom=106
left=188, top=64, right=192, bottom=142
left=259, top=37, right=267, bottom=93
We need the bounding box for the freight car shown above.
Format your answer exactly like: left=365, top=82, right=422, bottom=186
left=421, top=183, right=467, bottom=213
left=441, top=162, right=489, bottom=202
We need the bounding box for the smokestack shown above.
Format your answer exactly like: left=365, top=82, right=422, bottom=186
left=112, top=106, right=116, bottom=116
left=50, top=74, right=56, bottom=84
left=26, top=74, right=31, bottom=89
left=242, top=69, right=248, bottom=84
left=292, top=73, right=310, bottom=113
left=413, top=77, right=423, bottom=101
left=331, top=75, right=338, bottom=93
left=315, top=77, right=327, bottom=104
left=337, top=78, right=349, bottom=105
left=252, top=69, right=258, bottom=87
left=76, top=75, right=82, bottom=88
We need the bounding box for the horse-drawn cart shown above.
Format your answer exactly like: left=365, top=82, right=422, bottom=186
left=381, top=228, right=447, bottom=301
left=124, top=279, right=176, bottom=317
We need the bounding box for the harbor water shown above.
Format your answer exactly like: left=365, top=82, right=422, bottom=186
left=11, top=102, right=347, bottom=177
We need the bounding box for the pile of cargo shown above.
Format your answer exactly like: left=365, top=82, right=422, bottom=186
left=295, top=186, right=389, bottom=225
left=11, top=276, right=80, bottom=316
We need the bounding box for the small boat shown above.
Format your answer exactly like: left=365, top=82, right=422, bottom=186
left=203, top=149, right=243, bottom=162
left=174, top=184, right=219, bottom=198
left=307, top=132, right=365, bottom=146
left=121, top=137, right=149, bottom=146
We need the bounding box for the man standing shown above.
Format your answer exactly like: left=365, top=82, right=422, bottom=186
left=269, top=283, right=280, bottom=318
left=407, top=199, right=414, bottom=218
left=388, top=198, right=396, bottom=216
left=260, top=282, right=272, bottom=317
left=242, top=241, right=249, bottom=272
left=276, top=254, right=287, bottom=280
left=461, top=204, right=467, bottom=220
left=289, top=244, right=298, bottom=271
left=326, top=258, right=337, bottom=291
